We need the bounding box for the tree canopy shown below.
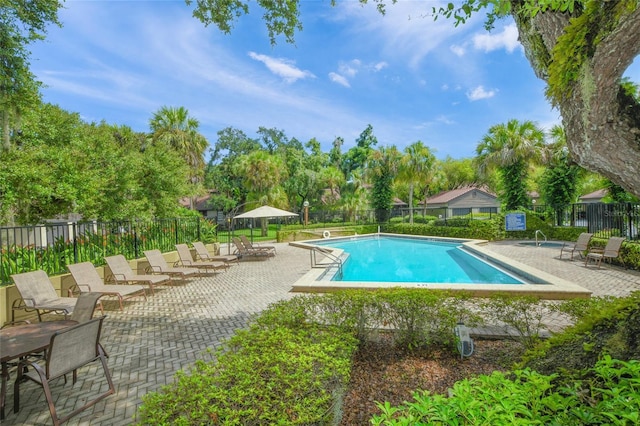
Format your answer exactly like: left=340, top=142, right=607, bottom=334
left=187, top=0, right=640, bottom=197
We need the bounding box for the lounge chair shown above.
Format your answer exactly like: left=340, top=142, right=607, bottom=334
left=559, top=232, right=593, bottom=260
left=105, top=254, right=172, bottom=294
left=192, top=241, right=239, bottom=264
left=584, top=236, right=626, bottom=268
left=143, top=249, right=200, bottom=281
left=240, top=235, right=276, bottom=255
left=10, top=270, right=78, bottom=322
left=175, top=244, right=228, bottom=274
left=67, top=262, right=147, bottom=311
left=13, top=316, right=115, bottom=425
left=232, top=237, right=271, bottom=260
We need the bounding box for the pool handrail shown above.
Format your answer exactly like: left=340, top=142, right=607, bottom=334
left=310, top=247, right=343, bottom=279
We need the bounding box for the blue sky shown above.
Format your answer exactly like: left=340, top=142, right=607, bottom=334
left=30, top=0, right=640, bottom=161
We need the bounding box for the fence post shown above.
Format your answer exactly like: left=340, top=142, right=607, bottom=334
left=72, top=222, right=78, bottom=264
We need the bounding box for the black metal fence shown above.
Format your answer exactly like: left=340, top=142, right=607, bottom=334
left=531, top=202, right=639, bottom=240
left=0, top=218, right=203, bottom=285
left=297, top=202, right=639, bottom=240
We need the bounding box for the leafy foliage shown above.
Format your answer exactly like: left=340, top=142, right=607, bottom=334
left=1, top=103, right=192, bottom=224
left=372, top=356, right=640, bottom=425
left=136, top=301, right=358, bottom=425
left=475, top=119, right=546, bottom=211
left=1, top=0, right=62, bottom=150
left=520, top=292, right=640, bottom=375
left=368, top=146, right=401, bottom=222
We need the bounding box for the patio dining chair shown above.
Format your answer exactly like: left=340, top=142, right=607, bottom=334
left=67, top=262, right=146, bottom=311
left=13, top=316, right=115, bottom=426
left=10, top=271, right=78, bottom=322
left=105, top=254, right=172, bottom=294
left=70, top=292, right=104, bottom=322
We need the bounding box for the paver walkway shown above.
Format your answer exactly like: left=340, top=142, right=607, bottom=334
left=4, top=240, right=639, bottom=425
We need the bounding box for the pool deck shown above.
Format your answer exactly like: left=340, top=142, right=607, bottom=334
left=4, top=240, right=640, bottom=425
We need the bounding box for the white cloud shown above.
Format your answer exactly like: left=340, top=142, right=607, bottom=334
left=473, top=23, right=521, bottom=53
left=436, top=115, right=455, bottom=125
left=335, top=1, right=478, bottom=69
left=329, top=72, right=351, bottom=88
left=338, top=60, right=360, bottom=77
left=450, top=45, right=466, bottom=57
left=248, top=52, right=315, bottom=83
left=373, top=61, right=388, bottom=72
left=330, top=59, right=387, bottom=87
left=466, top=85, right=496, bottom=101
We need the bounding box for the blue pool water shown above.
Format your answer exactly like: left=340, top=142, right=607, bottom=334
left=315, top=236, right=523, bottom=284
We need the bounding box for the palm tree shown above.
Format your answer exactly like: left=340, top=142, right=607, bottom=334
left=475, top=119, right=546, bottom=211
left=149, top=106, right=208, bottom=194
left=398, top=141, right=436, bottom=224
left=234, top=150, right=287, bottom=235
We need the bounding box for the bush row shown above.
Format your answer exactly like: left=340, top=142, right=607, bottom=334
left=372, top=292, right=640, bottom=425
left=136, top=289, right=575, bottom=425
left=136, top=318, right=358, bottom=425
left=383, top=216, right=506, bottom=241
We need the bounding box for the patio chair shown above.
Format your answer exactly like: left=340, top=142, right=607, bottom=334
left=240, top=235, right=276, bottom=255
left=192, top=241, right=239, bottom=265
left=70, top=292, right=104, bottom=322
left=232, top=237, right=271, bottom=260
left=559, top=232, right=593, bottom=260
left=175, top=244, right=228, bottom=274
left=143, top=249, right=200, bottom=281
left=105, top=254, right=172, bottom=294
left=584, top=236, right=626, bottom=268
left=67, top=262, right=146, bottom=311
left=10, top=270, right=78, bottom=322
left=13, top=316, right=115, bottom=426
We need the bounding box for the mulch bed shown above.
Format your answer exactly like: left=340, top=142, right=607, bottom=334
left=340, top=338, right=525, bottom=425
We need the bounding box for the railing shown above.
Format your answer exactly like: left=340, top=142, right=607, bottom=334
left=535, top=230, right=547, bottom=246
left=0, top=218, right=205, bottom=285
left=310, top=247, right=343, bottom=280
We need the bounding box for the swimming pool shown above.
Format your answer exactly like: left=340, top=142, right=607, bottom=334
left=314, top=236, right=523, bottom=284
left=289, top=233, right=593, bottom=299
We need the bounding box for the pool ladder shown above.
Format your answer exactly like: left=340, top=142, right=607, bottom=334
left=535, top=230, right=547, bottom=247
left=310, top=246, right=343, bottom=279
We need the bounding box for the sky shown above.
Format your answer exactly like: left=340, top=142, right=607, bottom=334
left=30, top=0, right=640, bottom=161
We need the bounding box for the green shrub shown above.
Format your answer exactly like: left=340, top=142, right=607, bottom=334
left=137, top=322, right=357, bottom=425
left=479, top=294, right=550, bottom=350
left=520, top=292, right=640, bottom=375
left=371, top=356, right=640, bottom=426
left=384, top=217, right=505, bottom=241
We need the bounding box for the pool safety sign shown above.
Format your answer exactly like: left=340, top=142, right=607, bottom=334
left=505, top=213, right=526, bottom=231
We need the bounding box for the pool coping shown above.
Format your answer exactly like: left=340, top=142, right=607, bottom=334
left=289, top=233, right=592, bottom=300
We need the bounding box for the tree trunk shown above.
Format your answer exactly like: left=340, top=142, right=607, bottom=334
left=513, top=4, right=640, bottom=197
left=408, top=183, right=414, bottom=224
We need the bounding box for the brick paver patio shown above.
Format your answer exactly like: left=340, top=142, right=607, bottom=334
left=4, top=240, right=640, bottom=425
